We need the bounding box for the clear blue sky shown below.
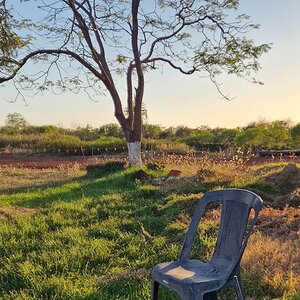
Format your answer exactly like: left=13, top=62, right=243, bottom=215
left=1, top=0, right=300, bottom=129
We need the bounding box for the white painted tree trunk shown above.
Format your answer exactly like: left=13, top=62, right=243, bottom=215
left=127, top=141, right=143, bottom=166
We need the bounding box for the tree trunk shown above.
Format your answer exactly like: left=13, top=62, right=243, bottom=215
left=127, top=141, right=143, bottom=166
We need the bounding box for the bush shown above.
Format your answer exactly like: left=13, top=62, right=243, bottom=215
left=154, top=142, right=194, bottom=155
left=84, top=137, right=126, bottom=154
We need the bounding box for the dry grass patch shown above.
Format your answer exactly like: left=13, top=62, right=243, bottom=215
left=146, top=154, right=248, bottom=179
left=243, top=232, right=300, bottom=295
left=0, top=205, right=37, bottom=220
left=242, top=206, right=300, bottom=297
left=0, top=164, right=85, bottom=192
left=256, top=206, right=300, bottom=242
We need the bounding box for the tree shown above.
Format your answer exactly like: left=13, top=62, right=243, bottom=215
left=212, top=127, right=239, bottom=145
left=185, top=126, right=215, bottom=148
left=290, top=123, right=300, bottom=148
left=73, top=124, right=99, bottom=141
left=235, top=121, right=290, bottom=150
left=0, top=0, right=270, bottom=165
left=98, top=123, right=123, bottom=138
left=3, top=112, right=28, bottom=133
left=175, top=126, right=193, bottom=138
left=143, top=124, right=163, bottom=140
left=0, top=0, right=30, bottom=82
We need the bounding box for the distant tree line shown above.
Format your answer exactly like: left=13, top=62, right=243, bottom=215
left=1, top=113, right=300, bottom=154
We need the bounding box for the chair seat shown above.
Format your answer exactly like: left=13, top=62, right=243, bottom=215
left=153, top=259, right=229, bottom=290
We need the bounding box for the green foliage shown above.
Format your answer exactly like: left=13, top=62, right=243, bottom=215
left=1, top=113, right=28, bottom=134
left=0, top=133, right=126, bottom=153
left=185, top=126, right=215, bottom=149
left=0, top=114, right=299, bottom=153
left=73, top=125, right=99, bottom=141
left=0, top=2, right=27, bottom=55
left=142, top=124, right=164, bottom=140
left=212, top=128, right=239, bottom=145
left=235, top=121, right=291, bottom=150
left=98, top=124, right=123, bottom=139
left=195, top=36, right=271, bottom=81
left=0, top=0, right=31, bottom=79
left=85, top=137, right=126, bottom=154
left=5, top=112, right=27, bottom=128
left=175, top=126, right=193, bottom=138
left=291, top=123, right=300, bottom=148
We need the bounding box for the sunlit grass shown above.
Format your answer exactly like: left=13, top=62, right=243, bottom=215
left=0, top=156, right=299, bottom=299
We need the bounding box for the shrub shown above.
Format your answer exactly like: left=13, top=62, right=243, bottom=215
left=154, top=142, right=193, bottom=155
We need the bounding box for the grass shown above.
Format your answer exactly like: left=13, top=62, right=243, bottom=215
left=0, top=164, right=84, bottom=194
left=0, top=156, right=299, bottom=299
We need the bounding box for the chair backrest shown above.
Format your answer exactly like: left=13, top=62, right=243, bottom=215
left=180, top=189, right=263, bottom=273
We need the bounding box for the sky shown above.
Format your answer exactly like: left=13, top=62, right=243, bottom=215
left=1, top=0, right=300, bottom=129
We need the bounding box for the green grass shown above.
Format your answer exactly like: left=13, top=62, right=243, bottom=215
left=0, top=160, right=299, bottom=299
left=0, top=167, right=189, bottom=299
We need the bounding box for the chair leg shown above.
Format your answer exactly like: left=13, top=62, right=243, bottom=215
left=233, top=275, right=245, bottom=300
left=150, top=279, right=159, bottom=300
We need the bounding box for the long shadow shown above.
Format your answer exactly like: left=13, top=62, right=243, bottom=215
left=1, top=165, right=216, bottom=245
left=0, top=177, right=81, bottom=195
left=0, top=168, right=140, bottom=208
left=245, top=164, right=300, bottom=208
left=1, top=166, right=228, bottom=236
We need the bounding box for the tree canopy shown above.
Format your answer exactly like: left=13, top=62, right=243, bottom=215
left=0, top=0, right=271, bottom=164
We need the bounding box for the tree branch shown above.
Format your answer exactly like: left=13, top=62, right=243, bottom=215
left=145, top=57, right=197, bottom=75
left=66, top=0, right=128, bottom=131
left=142, top=8, right=207, bottom=62
left=0, top=49, right=103, bottom=83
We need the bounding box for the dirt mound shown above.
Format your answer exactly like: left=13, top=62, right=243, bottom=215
left=264, top=163, right=300, bottom=194
left=273, top=187, right=300, bottom=208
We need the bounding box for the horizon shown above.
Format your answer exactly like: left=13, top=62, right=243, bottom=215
left=1, top=112, right=297, bottom=130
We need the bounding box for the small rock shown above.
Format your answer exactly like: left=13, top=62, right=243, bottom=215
left=152, top=178, right=163, bottom=185
left=165, top=176, right=185, bottom=184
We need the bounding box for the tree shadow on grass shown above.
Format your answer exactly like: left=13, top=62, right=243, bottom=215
left=0, top=168, right=140, bottom=208
left=0, top=177, right=82, bottom=195
left=245, top=163, right=300, bottom=207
